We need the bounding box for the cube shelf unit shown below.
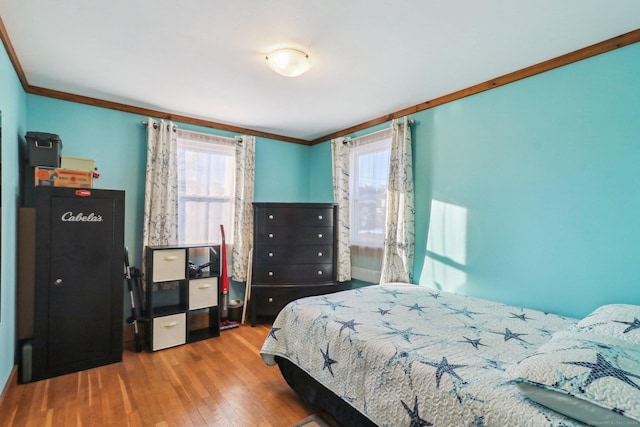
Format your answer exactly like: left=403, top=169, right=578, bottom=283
left=145, top=244, right=221, bottom=351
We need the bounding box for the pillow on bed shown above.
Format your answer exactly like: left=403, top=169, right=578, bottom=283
left=570, top=304, right=640, bottom=343
left=505, top=330, right=640, bottom=427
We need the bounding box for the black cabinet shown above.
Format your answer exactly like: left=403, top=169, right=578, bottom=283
left=30, top=187, right=125, bottom=382
left=251, top=203, right=338, bottom=326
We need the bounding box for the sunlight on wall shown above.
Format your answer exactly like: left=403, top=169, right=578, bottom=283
left=421, top=199, right=468, bottom=293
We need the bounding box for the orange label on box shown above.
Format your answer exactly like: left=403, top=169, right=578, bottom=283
left=34, top=167, right=93, bottom=188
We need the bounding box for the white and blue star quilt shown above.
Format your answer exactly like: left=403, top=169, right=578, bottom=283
left=260, top=284, right=586, bottom=426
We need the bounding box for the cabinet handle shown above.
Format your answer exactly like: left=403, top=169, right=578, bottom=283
left=268, top=271, right=274, bottom=276
left=318, top=215, right=323, bottom=220
left=268, top=214, right=274, bottom=219
left=268, top=233, right=274, bottom=238
left=54, top=278, right=63, bottom=286
left=318, top=252, right=323, bottom=257
left=268, top=252, right=274, bottom=257
left=317, top=271, right=323, bottom=275
left=162, top=255, right=178, bottom=261
left=318, top=233, right=323, bottom=238
left=268, top=297, right=273, bottom=303
left=161, top=322, right=178, bottom=328
left=197, top=284, right=212, bottom=289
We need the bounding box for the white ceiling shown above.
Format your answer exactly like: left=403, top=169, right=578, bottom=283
left=1, top=1, right=639, bottom=141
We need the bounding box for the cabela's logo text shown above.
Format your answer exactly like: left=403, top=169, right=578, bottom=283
left=61, top=211, right=104, bottom=222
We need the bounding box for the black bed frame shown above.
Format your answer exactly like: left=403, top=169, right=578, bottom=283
left=275, top=356, right=378, bottom=427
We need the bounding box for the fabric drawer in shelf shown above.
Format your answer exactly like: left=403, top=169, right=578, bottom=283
left=151, top=249, right=186, bottom=282
left=250, top=202, right=338, bottom=326
left=152, top=312, right=186, bottom=351
left=188, top=277, right=219, bottom=310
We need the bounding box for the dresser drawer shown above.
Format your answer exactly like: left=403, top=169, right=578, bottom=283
left=188, top=277, right=218, bottom=310
left=151, top=249, right=186, bottom=282
left=255, top=245, right=333, bottom=265
left=256, top=226, right=333, bottom=245
left=252, top=284, right=337, bottom=316
left=152, top=313, right=186, bottom=351
left=254, top=264, right=334, bottom=283
left=256, top=207, right=334, bottom=228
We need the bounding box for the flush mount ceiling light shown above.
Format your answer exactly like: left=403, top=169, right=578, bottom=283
left=265, top=48, right=311, bottom=77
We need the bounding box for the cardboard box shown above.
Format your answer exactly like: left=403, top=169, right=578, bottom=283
left=34, top=166, right=93, bottom=188
left=61, top=156, right=95, bottom=172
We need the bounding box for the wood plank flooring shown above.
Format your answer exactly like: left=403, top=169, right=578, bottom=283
left=0, top=325, right=317, bottom=427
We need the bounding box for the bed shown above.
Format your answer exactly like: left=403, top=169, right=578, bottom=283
left=260, top=284, right=640, bottom=427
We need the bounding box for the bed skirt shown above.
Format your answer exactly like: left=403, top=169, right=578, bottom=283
left=275, top=356, right=377, bottom=427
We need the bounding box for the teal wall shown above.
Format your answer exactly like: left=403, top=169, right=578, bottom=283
left=254, top=137, right=311, bottom=202
left=411, top=42, right=640, bottom=318
left=0, top=40, right=27, bottom=394
left=308, top=141, right=334, bottom=202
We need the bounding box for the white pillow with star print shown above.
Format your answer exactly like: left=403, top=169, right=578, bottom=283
left=570, top=304, right=640, bottom=343
left=504, top=330, right=640, bottom=427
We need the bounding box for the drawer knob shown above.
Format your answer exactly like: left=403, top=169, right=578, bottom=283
left=268, top=233, right=274, bottom=238
left=318, top=215, right=323, bottom=220
left=318, top=271, right=323, bottom=275
left=318, top=233, right=323, bottom=238
left=268, top=252, right=274, bottom=257
left=268, top=214, right=274, bottom=219
left=268, top=297, right=273, bottom=303
left=318, top=252, right=323, bottom=257
left=268, top=271, right=274, bottom=276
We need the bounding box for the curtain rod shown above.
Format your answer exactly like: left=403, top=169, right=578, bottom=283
left=344, top=118, right=415, bottom=143
left=141, top=120, right=243, bottom=142
left=141, top=119, right=176, bottom=131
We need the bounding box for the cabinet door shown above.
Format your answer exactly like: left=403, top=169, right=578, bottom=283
left=33, top=188, right=124, bottom=380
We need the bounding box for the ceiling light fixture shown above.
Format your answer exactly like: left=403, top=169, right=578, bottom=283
left=265, top=48, right=311, bottom=77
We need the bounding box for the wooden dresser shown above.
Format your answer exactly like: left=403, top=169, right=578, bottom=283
left=251, top=202, right=338, bottom=326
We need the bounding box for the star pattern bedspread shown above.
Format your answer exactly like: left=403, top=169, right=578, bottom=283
left=260, top=284, right=584, bottom=427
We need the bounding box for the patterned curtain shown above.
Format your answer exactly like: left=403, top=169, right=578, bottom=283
left=331, top=136, right=352, bottom=282
left=142, top=119, right=179, bottom=289
left=379, top=117, right=415, bottom=283
left=231, top=135, right=255, bottom=281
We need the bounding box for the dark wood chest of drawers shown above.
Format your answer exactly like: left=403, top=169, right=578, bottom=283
left=250, top=202, right=338, bottom=325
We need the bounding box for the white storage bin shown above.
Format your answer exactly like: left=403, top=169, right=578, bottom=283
left=152, top=313, right=186, bottom=351
left=152, top=249, right=186, bottom=282
left=189, top=277, right=218, bottom=310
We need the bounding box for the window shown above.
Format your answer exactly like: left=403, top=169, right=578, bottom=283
left=349, top=135, right=391, bottom=247
left=176, top=134, right=235, bottom=245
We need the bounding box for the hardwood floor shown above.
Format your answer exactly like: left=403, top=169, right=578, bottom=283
left=0, top=325, right=316, bottom=427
